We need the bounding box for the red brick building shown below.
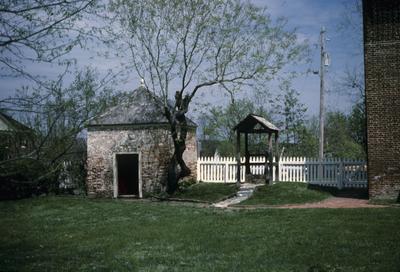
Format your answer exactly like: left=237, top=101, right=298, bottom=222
left=363, top=0, right=400, bottom=200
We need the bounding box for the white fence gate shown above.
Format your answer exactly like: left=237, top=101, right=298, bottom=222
left=197, top=156, right=367, bottom=188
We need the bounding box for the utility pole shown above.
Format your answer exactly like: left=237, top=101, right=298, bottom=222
left=318, top=27, right=329, bottom=179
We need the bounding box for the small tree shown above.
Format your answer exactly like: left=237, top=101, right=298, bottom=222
left=336, top=0, right=366, bottom=155
left=202, top=99, right=259, bottom=142
left=324, top=111, right=365, bottom=159
left=0, top=69, right=126, bottom=194
left=107, top=0, right=304, bottom=193
left=276, top=82, right=307, bottom=145
left=338, top=68, right=366, bottom=154
left=200, top=98, right=271, bottom=156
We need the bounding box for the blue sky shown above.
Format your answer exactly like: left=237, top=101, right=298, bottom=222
left=0, top=0, right=363, bottom=117
left=258, top=0, right=363, bottom=115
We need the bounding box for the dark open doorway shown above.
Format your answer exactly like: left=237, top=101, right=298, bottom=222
left=116, top=153, right=139, bottom=196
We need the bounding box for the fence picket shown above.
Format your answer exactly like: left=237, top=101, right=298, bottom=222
left=196, top=156, right=367, bottom=188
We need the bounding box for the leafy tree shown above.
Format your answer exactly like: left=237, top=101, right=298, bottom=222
left=348, top=101, right=366, bottom=151
left=0, top=69, right=127, bottom=194
left=202, top=99, right=261, bottom=142
left=264, top=81, right=317, bottom=157
left=293, top=125, right=319, bottom=157
left=339, top=68, right=366, bottom=154
left=324, top=111, right=365, bottom=159
left=200, top=82, right=316, bottom=158
left=278, top=122, right=318, bottom=157
left=276, top=82, right=307, bottom=145
left=106, top=0, right=305, bottom=192
left=336, top=0, right=366, bottom=154
left=200, top=98, right=272, bottom=156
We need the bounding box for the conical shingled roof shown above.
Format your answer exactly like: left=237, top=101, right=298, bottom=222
left=88, top=86, right=196, bottom=127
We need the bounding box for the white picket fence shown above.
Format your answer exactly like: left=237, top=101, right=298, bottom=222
left=197, top=156, right=368, bottom=188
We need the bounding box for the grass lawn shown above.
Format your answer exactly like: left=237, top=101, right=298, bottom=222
left=369, top=198, right=400, bottom=206
left=171, top=183, right=237, bottom=203
left=239, top=182, right=332, bottom=206
left=1, top=197, right=400, bottom=271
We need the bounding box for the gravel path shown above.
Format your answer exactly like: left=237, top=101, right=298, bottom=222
left=234, top=197, right=388, bottom=209
left=212, top=183, right=389, bottom=209
left=213, top=183, right=260, bottom=208
left=212, top=182, right=390, bottom=209
left=275, top=197, right=387, bottom=208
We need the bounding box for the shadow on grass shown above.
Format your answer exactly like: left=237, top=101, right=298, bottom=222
left=170, top=183, right=238, bottom=203
left=307, top=184, right=368, bottom=200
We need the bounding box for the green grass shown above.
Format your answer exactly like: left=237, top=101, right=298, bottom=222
left=369, top=198, right=400, bottom=206
left=239, top=182, right=332, bottom=206
left=1, top=197, right=400, bottom=271
left=171, top=183, right=237, bottom=203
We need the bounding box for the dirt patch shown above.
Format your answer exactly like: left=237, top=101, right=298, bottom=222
left=232, top=197, right=389, bottom=209
left=120, top=196, right=390, bottom=209
left=275, top=197, right=389, bottom=208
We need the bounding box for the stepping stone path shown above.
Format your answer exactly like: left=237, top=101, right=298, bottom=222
left=213, top=183, right=260, bottom=208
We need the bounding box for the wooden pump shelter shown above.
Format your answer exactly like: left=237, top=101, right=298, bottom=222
left=233, top=114, right=280, bottom=185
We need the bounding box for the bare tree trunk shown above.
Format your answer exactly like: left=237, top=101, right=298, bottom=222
left=164, top=93, right=192, bottom=194
left=166, top=154, right=178, bottom=194
left=166, top=131, right=191, bottom=193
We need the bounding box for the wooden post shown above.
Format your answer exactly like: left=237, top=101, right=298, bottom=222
left=265, top=133, right=270, bottom=184
left=245, top=133, right=250, bottom=175
left=338, top=158, right=344, bottom=189
left=275, top=132, right=280, bottom=182
left=197, top=157, right=201, bottom=182
left=268, top=133, right=273, bottom=185
left=236, top=130, right=241, bottom=186
left=224, top=159, right=229, bottom=183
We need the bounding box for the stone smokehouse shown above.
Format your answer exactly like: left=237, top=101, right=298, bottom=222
left=86, top=86, right=197, bottom=198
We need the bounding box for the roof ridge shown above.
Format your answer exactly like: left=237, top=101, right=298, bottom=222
left=88, top=86, right=196, bottom=127
left=234, top=113, right=279, bottom=132
left=0, top=111, right=32, bottom=131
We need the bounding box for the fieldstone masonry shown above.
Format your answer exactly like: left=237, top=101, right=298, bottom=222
left=363, top=0, right=400, bottom=200
left=86, top=86, right=197, bottom=198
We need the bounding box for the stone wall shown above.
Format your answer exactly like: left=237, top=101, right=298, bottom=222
left=86, top=125, right=197, bottom=198
left=182, top=130, right=197, bottom=179
left=363, top=0, right=400, bottom=200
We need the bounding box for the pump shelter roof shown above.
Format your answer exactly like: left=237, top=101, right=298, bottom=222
left=233, top=114, right=279, bottom=134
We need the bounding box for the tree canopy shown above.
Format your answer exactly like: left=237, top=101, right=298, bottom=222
left=0, top=0, right=98, bottom=80
left=104, top=0, right=305, bottom=192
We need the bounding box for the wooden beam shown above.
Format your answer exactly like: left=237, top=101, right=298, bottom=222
left=236, top=131, right=241, bottom=186
left=245, top=133, right=250, bottom=175
left=275, top=132, right=280, bottom=182
left=268, top=133, right=273, bottom=185
left=244, top=129, right=274, bottom=134
left=264, top=134, right=269, bottom=184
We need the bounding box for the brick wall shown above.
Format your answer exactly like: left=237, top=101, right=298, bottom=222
left=363, top=0, right=400, bottom=199
left=86, top=126, right=197, bottom=198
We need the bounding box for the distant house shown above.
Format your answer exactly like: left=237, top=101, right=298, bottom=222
left=0, top=112, right=34, bottom=161
left=86, top=85, right=197, bottom=198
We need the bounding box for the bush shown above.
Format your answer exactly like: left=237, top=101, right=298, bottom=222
left=177, top=177, right=197, bottom=192
left=0, top=159, right=57, bottom=199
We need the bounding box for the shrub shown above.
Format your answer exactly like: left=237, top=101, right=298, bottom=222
left=177, top=177, right=197, bottom=192
left=0, top=159, right=57, bottom=199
